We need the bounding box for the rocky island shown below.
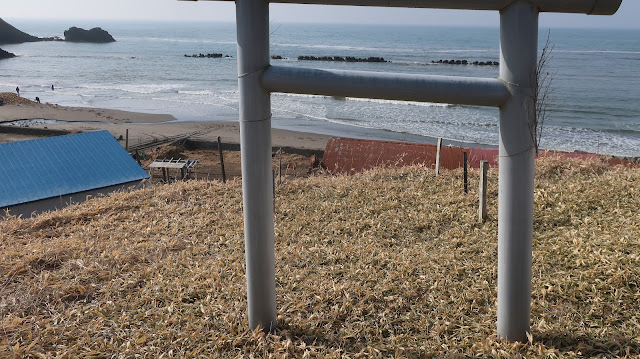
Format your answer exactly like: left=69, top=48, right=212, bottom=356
left=64, top=27, right=116, bottom=43
left=0, top=48, right=16, bottom=60
left=0, top=17, right=36, bottom=58
left=0, top=17, right=40, bottom=45
left=0, top=17, right=116, bottom=47
left=0, top=19, right=34, bottom=60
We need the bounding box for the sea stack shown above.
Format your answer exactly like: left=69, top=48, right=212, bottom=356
left=64, top=27, right=116, bottom=43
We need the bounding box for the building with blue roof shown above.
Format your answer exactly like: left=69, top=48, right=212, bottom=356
left=0, top=130, right=150, bottom=217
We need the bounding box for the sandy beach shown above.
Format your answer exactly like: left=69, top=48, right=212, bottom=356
left=0, top=93, right=331, bottom=151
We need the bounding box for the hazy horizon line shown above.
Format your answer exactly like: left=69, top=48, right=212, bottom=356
left=4, top=16, right=640, bottom=31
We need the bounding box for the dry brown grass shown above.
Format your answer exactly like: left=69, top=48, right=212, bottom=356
left=0, top=92, right=38, bottom=106
left=1, top=156, right=638, bottom=358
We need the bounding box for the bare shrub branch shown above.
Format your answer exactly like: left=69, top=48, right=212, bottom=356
left=529, top=30, right=557, bottom=154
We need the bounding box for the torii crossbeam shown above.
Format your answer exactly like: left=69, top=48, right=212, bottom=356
left=182, top=0, right=622, bottom=342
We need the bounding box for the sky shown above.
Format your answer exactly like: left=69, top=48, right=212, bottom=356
left=3, top=0, right=639, bottom=29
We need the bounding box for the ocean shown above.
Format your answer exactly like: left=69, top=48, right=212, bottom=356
left=1, top=19, right=639, bottom=156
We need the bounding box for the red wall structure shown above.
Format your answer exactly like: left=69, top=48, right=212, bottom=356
left=322, top=137, right=635, bottom=174
left=322, top=137, right=498, bottom=174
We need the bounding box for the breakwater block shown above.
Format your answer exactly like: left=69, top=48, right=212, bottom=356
left=322, top=137, right=499, bottom=174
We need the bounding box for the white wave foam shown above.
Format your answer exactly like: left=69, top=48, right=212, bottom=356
left=151, top=96, right=238, bottom=110
left=273, top=93, right=330, bottom=100
left=272, top=107, right=497, bottom=146
left=540, top=126, right=640, bottom=157
left=556, top=50, right=640, bottom=55
left=178, top=90, right=215, bottom=95
left=347, top=97, right=452, bottom=108
left=0, top=81, right=19, bottom=88
left=83, top=83, right=186, bottom=94
left=273, top=107, right=382, bottom=130
left=272, top=92, right=451, bottom=108
left=55, top=90, right=97, bottom=98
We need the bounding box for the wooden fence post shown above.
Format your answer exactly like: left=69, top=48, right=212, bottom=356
left=279, top=147, right=282, bottom=184
left=435, top=137, right=442, bottom=176
left=218, top=136, right=226, bottom=183
left=125, top=129, right=129, bottom=152
left=479, top=160, right=489, bottom=223
left=162, top=168, right=169, bottom=183
left=135, top=149, right=141, bottom=165
left=463, top=151, right=468, bottom=193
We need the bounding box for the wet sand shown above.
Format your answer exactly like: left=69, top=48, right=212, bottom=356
left=0, top=94, right=331, bottom=151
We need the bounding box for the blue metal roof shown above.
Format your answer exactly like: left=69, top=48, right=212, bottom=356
left=0, top=130, right=149, bottom=208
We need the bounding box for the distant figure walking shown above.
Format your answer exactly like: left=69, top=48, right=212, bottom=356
left=16, top=87, right=20, bottom=96
left=51, top=84, right=54, bottom=91
left=35, top=97, right=40, bottom=103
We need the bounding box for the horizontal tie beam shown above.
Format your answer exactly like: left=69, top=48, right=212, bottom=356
left=180, top=0, right=622, bottom=16
left=262, top=65, right=510, bottom=107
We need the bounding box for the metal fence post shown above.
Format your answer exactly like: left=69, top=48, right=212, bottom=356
left=497, top=1, right=538, bottom=342
left=236, top=0, right=277, bottom=332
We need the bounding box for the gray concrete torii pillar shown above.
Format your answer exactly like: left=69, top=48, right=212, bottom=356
left=184, top=0, right=622, bottom=341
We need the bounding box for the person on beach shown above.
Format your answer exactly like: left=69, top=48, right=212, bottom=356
left=51, top=84, right=54, bottom=91
left=35, top=96, right=40, bottom=103
left=16, top=87, right=20, bottom=96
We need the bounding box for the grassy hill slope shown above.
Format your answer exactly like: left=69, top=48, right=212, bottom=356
left=1, top=157, right=638, bottom=357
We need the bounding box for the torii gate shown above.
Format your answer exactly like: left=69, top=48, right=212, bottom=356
left=184, top=0, right=622, bottom=341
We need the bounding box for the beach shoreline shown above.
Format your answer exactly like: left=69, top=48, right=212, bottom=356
left=0, top=93, right=332, bottom=151
left=0, top=91, right=498, bottom=152
left=2, top=93, right=637, bottom=166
